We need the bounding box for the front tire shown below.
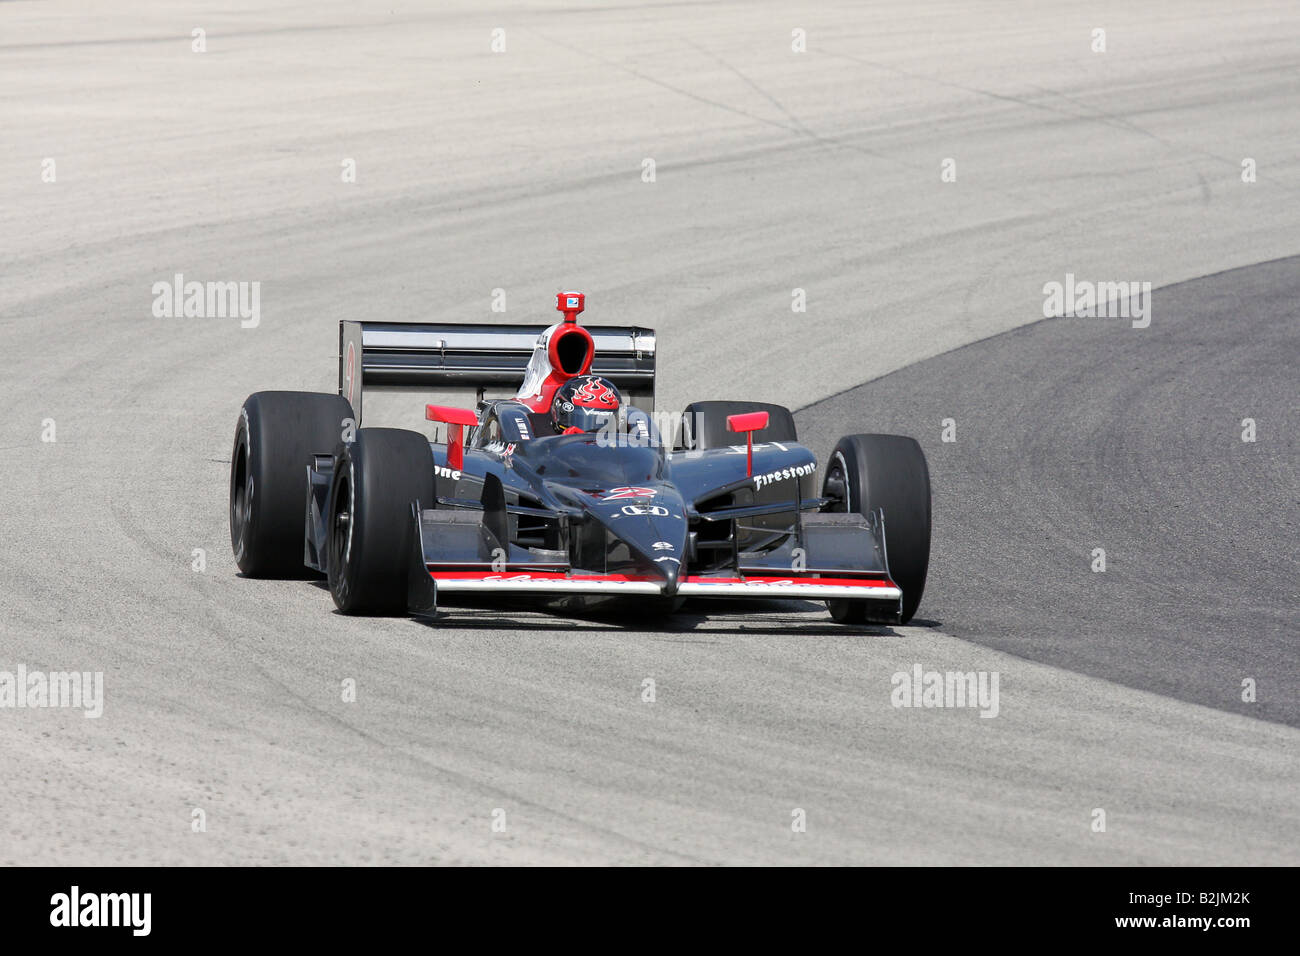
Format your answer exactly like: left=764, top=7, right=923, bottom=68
left=823, top=434, right=931, bottom=624
left=326, top=428, right=435, bottom=615
left=230, top=390, right=353, bottom=577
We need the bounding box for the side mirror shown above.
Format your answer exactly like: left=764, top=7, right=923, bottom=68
left=426, top=405, right=479, bottom=470
left=726, top=411, right=769, bottom=476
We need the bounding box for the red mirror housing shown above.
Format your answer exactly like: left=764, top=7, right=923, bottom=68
left=726, top=411, right=769, bottom=434
left=426, top=405, right=479, bottom=471
left=726, top=411, right=769, bottom=476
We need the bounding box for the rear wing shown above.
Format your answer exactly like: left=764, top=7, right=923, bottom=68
left=339, top=321, right=656, bottom=424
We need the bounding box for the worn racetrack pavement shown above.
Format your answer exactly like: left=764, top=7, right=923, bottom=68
left=1, top=1, right=1296, bottom=864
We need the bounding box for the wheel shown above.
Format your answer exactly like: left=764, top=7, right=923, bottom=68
left=326, top=428, right=435, bottom=615
left=230, top=391, right=353, bottom=577
left=681, top=400, right=797, bottom=450
left=822, top=434, right=931, bottom=624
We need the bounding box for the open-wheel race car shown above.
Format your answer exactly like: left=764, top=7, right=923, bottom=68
left=229, top=292, right=931, bottom=624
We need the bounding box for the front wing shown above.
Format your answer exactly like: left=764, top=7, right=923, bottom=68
left=408, top=505, right=902, bottom=614
left=432, top=568, right=900, bottom=601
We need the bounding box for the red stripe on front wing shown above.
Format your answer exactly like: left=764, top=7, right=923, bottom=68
left=428, top=570, right=894, bottom=588
left=431, top=570, right=659, bottom=583
left=682, top=575, right=895, bottom=588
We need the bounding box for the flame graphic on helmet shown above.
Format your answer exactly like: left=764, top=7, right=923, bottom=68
left=571, top=378, right=619, bottom=408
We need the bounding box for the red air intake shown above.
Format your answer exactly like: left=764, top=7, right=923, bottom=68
left=547, top=322, right=594, bottom=378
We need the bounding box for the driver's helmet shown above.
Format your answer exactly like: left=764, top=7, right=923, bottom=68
left=551, top=375, right=622, bottom=434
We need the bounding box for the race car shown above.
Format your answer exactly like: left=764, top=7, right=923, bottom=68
left=228, top=292, right=931, bottom=624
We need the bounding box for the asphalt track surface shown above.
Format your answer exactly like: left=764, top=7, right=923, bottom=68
left=798, top=256, right=1300, bottom=731
left=1, top=2, right=1297, bottom=864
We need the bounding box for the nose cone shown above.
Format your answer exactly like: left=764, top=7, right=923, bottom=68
left=653, top=544, right=683, bottom=595
left=581, top=484, right=688, bottom=595
left=639, top=512, right=686, bottom=595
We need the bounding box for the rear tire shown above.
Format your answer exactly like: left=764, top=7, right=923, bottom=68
left=681, top=400, right=797, bottom=450
left=326, top=428, right=435, bottom=615
left=822, top=434, right=931, bottom=624
left=230, top=391, right=353, bottom=577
